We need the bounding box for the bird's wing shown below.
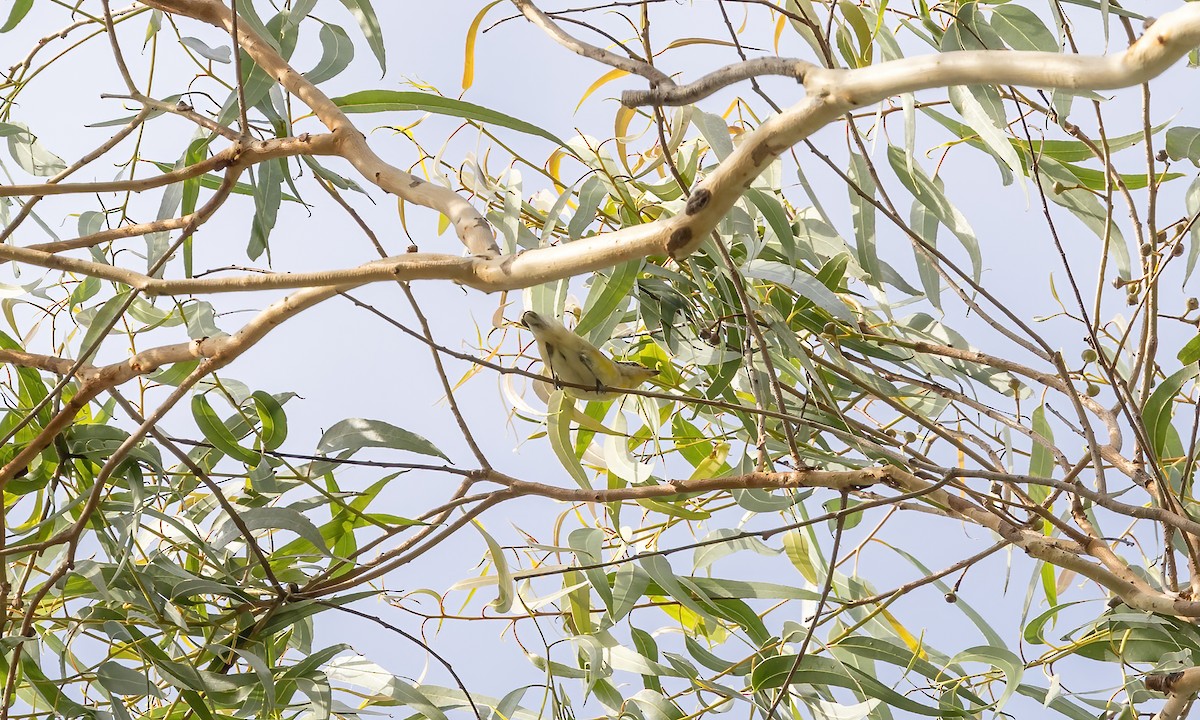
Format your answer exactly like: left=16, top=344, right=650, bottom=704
left=576, top=350, right=607, bottom=393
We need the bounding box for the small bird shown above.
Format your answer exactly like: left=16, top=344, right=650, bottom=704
left=519, top=310, right=659, bottom=400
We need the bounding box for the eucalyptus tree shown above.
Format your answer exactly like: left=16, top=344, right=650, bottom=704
left=3, top=1, right=1200, bottom=719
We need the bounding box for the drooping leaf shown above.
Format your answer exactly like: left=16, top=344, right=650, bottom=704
left=335, top=0, right=385, bottom=72
left=191, top=394, right=261, bottom=466
left=333, top=90, right=568, bottom=148
left=0, top=0, right=32, bottom=33
left=180, top=36, right=231, bottom=63
left=316, top=418, right=449, bottom=461
left=209, top=506, right=330, bottom=556
left=743, top=259, right=854, bottom=321
left=1144, top=364, right=1199, bottom=460
left=475, top=520, right=513, bottom=613
left=2, top=122, right=66, bottom=176
left=304, top=22, right=354, bottom=85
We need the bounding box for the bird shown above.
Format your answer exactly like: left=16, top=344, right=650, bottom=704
left=519, top=310, right=659, bottom=400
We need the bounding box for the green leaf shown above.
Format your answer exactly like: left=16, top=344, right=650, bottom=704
left=150, top=161, right=302, bottom=202
left=1028, top=404, right=1054, bottom=502
left=1180, top=335, right=1200, bottom=366
left=847, top=152, right=880, bottom=286
left=335, top=0, right=385, bottom=72
left=568, top=175, right=606, bottom=240
left=887, top=145, right=981, bottom=281
left=96, top=661, right=163, bottom=697
left=1059, top=161, right=1182, bottom=191
left=1011, top=124, right=1163, bottom=163
left=686, top=577, right=820, bottom=601
left=250, top=391, right=288, bottom=450
left=742, top=259, right=853, bottom=321
left=150, top=360, right=200, bottom=387
left=1014, top=684, right=1097, bottom=720
left=823, top=495, right=864, bottom=530
left=1040, top=561, right=1058, bottom=606
left=746, top=189, right=796, bottom=263
left=910, top=200, right=941, bottom=309
left=1167, top=127, right=1200, bottom=166
left=577, top=260, right=640, bottom=340
left=546, top=391, right=592, bottom=489
left=0, top=0, right=32, bottom=33
left=305, top=22, right=354, bottom=84
left=1022, top=601, right=1085, bottom=645
left=67, top=424, right=164, bottom=472
left=753, top=654, right=964, bottom=716
left=693, top=528, right=778, bottom=571
left=948, top=646, right=1024, bottom=712
left=610, top=564, right=649, bottom=622
left=475, top=521, right=513, bottom=612
left=1144, top=364, right=1199, bottom=460
left=636, top=496, right=710, bottom=520
left=249, top=158, right=284, bottom=260
left=949, top=84, right=1021, bottom=185
left=316, top=417, right=448, bottom=460
left=1035, top=157, right=1131, bottom=279
left=78, top=291, right=131, bottom=362
left=3, top=122, right=66, bottom=176
left=710, top=598, right=769, bottom=645
left=180, top=36, right=231, bottom=63
left=568, top=527, right=612, bottom=611
left=17, top=653, right=91, bottom=717
left=191, top=394, right=261, bottom=466
left=990, top=4, right=1058, bottom=52
left=332, top=90, right=568, bottom=148
left=1187, top=175, right=1200, bottom=283
left=209, top=506, right=330, bottom=556
left=639, top=555, right=719, bottom=624
left=1055, top=0, right=1142, bottom=19
left=782, top=530, right=819, bottom=584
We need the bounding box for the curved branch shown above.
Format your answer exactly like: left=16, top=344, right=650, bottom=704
left=138, top=0, right=500, bottom=257
left=623, top=4, right=1200, bottom=107
left=70, top=2, right=1200, bottom=306
left=0, top=150, right=230, bottom=197
left=509, top=0, right=673, bottom=87
left=1148, top=668, right=1200, bottom=720
left=622, top=56, right=813, bottom=106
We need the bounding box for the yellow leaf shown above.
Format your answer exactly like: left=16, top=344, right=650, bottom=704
left=880, top=607, right=928, bottom=659
left=615, top=105, right=637, bottom=141
left=688, top=442, right=730, bottom=481
left=437, top=213, right=450, bottom=235
left=576, top=68, right=630, bottom=113
left=547, top=148, right=567, bottom=193
left=783, top=530, right=819, bottom=585
left=661, top=38, right=740, bottom=51
left=462, top=0, right=503, bottom=90
left=615, top=104, right=637, bottom=174
left=774, top=14, right=787, bottom=54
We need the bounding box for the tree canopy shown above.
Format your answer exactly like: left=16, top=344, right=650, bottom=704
left=4, top=1, right=1200, bottom=719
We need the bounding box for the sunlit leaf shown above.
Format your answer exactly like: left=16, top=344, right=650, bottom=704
left=304, top=22, right=354, bottom=84
left=333, top=90, right=568, bottom=147
left=316, top=417, right=449, bottom=460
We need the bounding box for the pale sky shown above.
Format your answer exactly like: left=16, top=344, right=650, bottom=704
left=4, top=0, right=1200, bottom=714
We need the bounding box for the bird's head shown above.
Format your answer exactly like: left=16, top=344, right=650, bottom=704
left=519, top=311, right=548, bottom=330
